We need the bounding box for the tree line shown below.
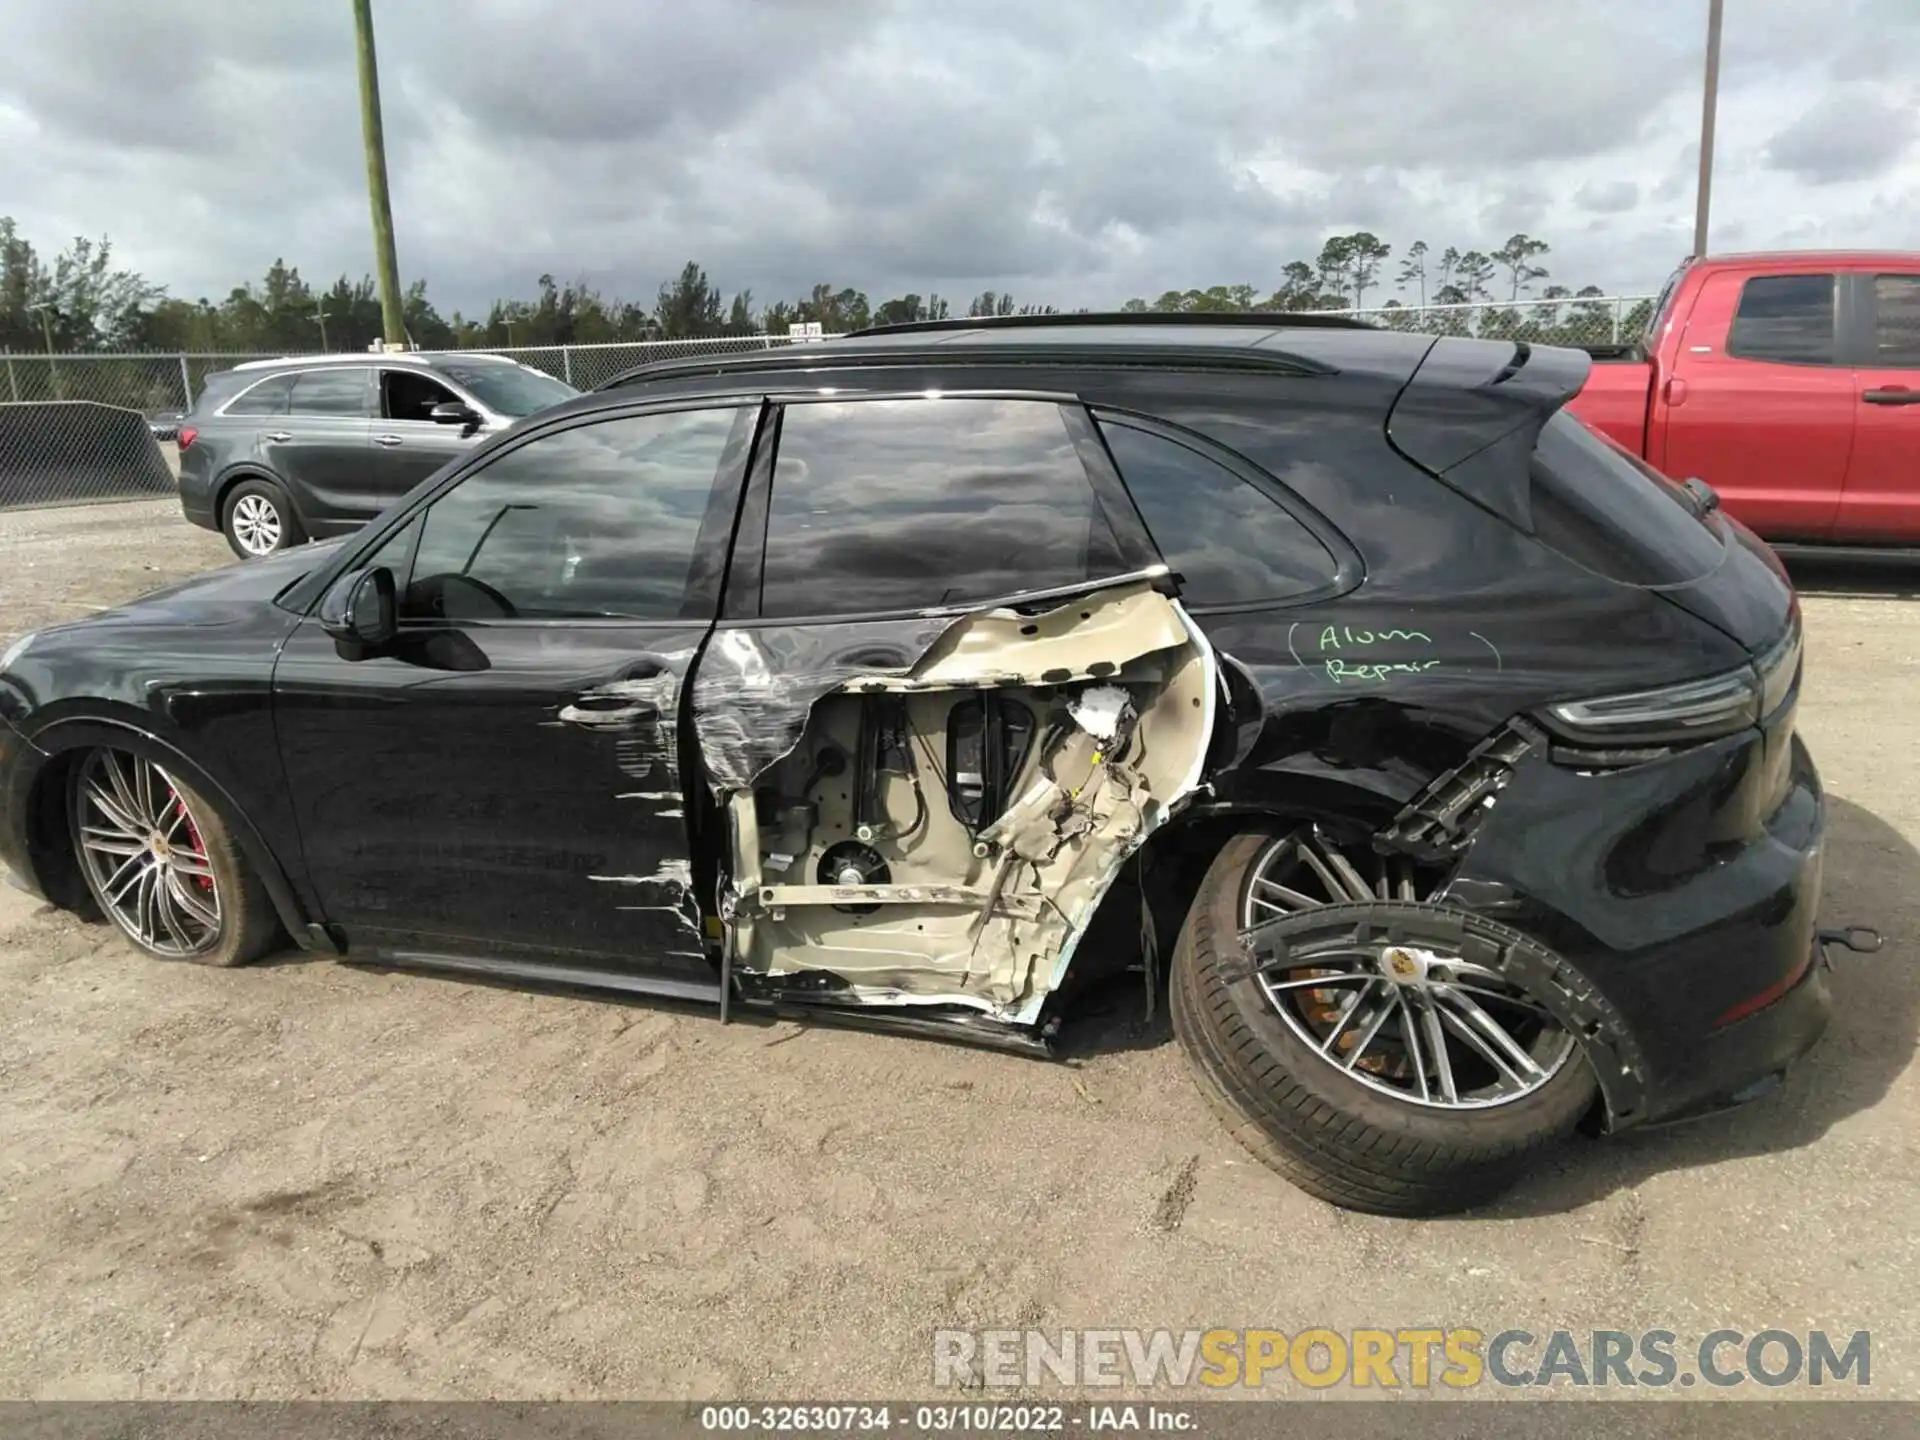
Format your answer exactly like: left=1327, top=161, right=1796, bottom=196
left=1, top=217, right=1648, bottom=355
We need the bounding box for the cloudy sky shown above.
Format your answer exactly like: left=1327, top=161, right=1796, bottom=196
left=3, top=0, right=1916, bottom=316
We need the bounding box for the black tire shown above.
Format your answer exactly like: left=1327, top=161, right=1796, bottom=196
left=1169, top=832, right=1598, bottom=1216
left=221, top=477, right=305, bottom=560
left=67, top=748, right=283, bottom=968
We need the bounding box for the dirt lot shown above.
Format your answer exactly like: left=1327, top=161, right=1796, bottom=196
left=0, top=499, right=1915, bottom=1401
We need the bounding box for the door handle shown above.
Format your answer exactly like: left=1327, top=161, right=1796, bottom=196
left=375, top=434, right=404, bottom=447
left=562, top=696, right=658, bottom=721
left=265, top=431, right=292, bottom=443
left=1862, top=388, right=1920, bottom=405
left=556, top=660, right=675, bottom=728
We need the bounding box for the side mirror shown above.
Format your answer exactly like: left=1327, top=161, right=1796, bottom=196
left=429, top=400, right=483, bottom=435
left=320, top=566, right=397, bottom=655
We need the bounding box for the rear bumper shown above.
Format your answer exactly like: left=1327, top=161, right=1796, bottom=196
left=178, top=488, right=218, bottom=531
left=174, top=453, right=218, bottom=531
left=1455, top=721, right=1829, bottom=1130
left=1636, top=945, right=1831, bottom=1126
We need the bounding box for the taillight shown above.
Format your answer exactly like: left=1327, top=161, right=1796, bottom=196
left=176, top=426, right=197, bottom=450
left=1540, top=613, right=1802, bottom=750
left=1542, top=667, right=1759, bottom=747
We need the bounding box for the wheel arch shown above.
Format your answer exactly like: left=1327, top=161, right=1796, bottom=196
left=21, top=714, right=320, bottom=948
left=1045, top=781, right=1408, bottom=1017
left=214, top=466, right=309, bottom=532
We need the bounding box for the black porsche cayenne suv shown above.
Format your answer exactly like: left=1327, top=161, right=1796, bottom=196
left=0, top=315, right=1825, bottom=1215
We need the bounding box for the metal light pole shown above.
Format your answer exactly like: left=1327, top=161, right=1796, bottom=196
left=1693, top=0, right=1724, bottom=258
left=352, top=0, right=407, bottom=348
left=27, top=303, right=57, bottom=399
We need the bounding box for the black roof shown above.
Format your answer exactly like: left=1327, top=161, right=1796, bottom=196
left=599, top=315, right=1442, bottom=393
left=848, top=310, right=1377, bottom=338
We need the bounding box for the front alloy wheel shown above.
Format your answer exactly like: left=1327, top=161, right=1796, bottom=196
left=69, top=748, right=282, bottom=967
left=73, top=749, right=223, bottom=957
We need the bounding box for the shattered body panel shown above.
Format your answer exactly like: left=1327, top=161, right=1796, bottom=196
left=696, top=579, right=1216, bottom=1023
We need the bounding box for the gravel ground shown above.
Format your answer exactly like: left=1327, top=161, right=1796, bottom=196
left=0, top=500, right=1915, bottom=1401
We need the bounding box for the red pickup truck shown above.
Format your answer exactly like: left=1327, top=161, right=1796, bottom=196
left=1568, top=250, right=1920, bottom=549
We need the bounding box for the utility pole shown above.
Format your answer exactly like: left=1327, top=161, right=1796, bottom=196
left=352, top=0, right=407, bottom=348
left=1693, top=0, right=1724, bottom=258
left=314, top=295, right=330, bottom=352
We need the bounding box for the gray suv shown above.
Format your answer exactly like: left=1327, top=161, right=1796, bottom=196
left=176, top=353, right=578, bottom=558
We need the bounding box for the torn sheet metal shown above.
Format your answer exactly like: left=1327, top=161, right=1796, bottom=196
left=1019, top=599, right=1219, bottom=1024
left=690, top=617, right=961, bottom=798
left=896, top=585, right=1190, bottom=689
left=688, top=581, right=1188, bottom=799
left=753, top=883, right=1046, bottom=918
left=710, top=579, right=1220, bottom=1024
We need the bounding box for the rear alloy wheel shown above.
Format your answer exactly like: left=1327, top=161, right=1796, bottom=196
left=1244, top=831, right=1578, bottom=1110
left=68, top=748, right=281, bottom=967
left=222, top=479, right=305, bottom=560
left=1170, top=828, right=1598, bottom=1216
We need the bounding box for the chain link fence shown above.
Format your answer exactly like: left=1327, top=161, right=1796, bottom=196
left=1336, top=294, right=1658, bottom=348
left=0, top=402, right=178, bottom=510
left=481, top=334, right=815, bottom=389
left=0, top=334, right=822, bottom=422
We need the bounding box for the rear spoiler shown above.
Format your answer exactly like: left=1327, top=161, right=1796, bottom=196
left=1386, top=338, right=1592, bottom=529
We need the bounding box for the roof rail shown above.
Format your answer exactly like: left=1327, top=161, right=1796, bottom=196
left=229, top=350, right=522, bottom=372
left=848, top=310, right=1377, bottom=338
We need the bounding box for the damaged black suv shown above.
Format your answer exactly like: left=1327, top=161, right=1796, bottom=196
left=0, top=315, right=1827, bottom=1215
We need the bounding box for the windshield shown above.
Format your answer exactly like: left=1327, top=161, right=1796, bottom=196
left=434, top=361, right=578, bottom=417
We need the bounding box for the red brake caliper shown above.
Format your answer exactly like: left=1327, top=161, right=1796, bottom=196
left=170, top=786, right=214, bottom=892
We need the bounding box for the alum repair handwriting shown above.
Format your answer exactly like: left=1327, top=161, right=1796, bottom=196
left=1286, top=622, right=1501, bottom=685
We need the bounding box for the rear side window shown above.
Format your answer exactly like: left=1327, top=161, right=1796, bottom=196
left=289, top=368, right=372, bottom=417
left=1872, top=275, right=1920, bottom=367
left=224, top=375, right=293, bottom=416
left=1098, top=420, right=1338, bottom=606
left=1726, top=274, right=1836, bottom=364
left=1529, top=413, right=1724, bottom=586
left=761, top=399, right=1125, bottom=616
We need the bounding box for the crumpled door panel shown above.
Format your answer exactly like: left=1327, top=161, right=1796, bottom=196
left=690, top=578, right=1218, bottom=1024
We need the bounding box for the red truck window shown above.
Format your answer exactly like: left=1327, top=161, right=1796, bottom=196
left=1529, top=413, right=1723, bottom=587
left=1872, top=275, right=1920, bottom=366
left=1726, top=274, right=1837, bottom=365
